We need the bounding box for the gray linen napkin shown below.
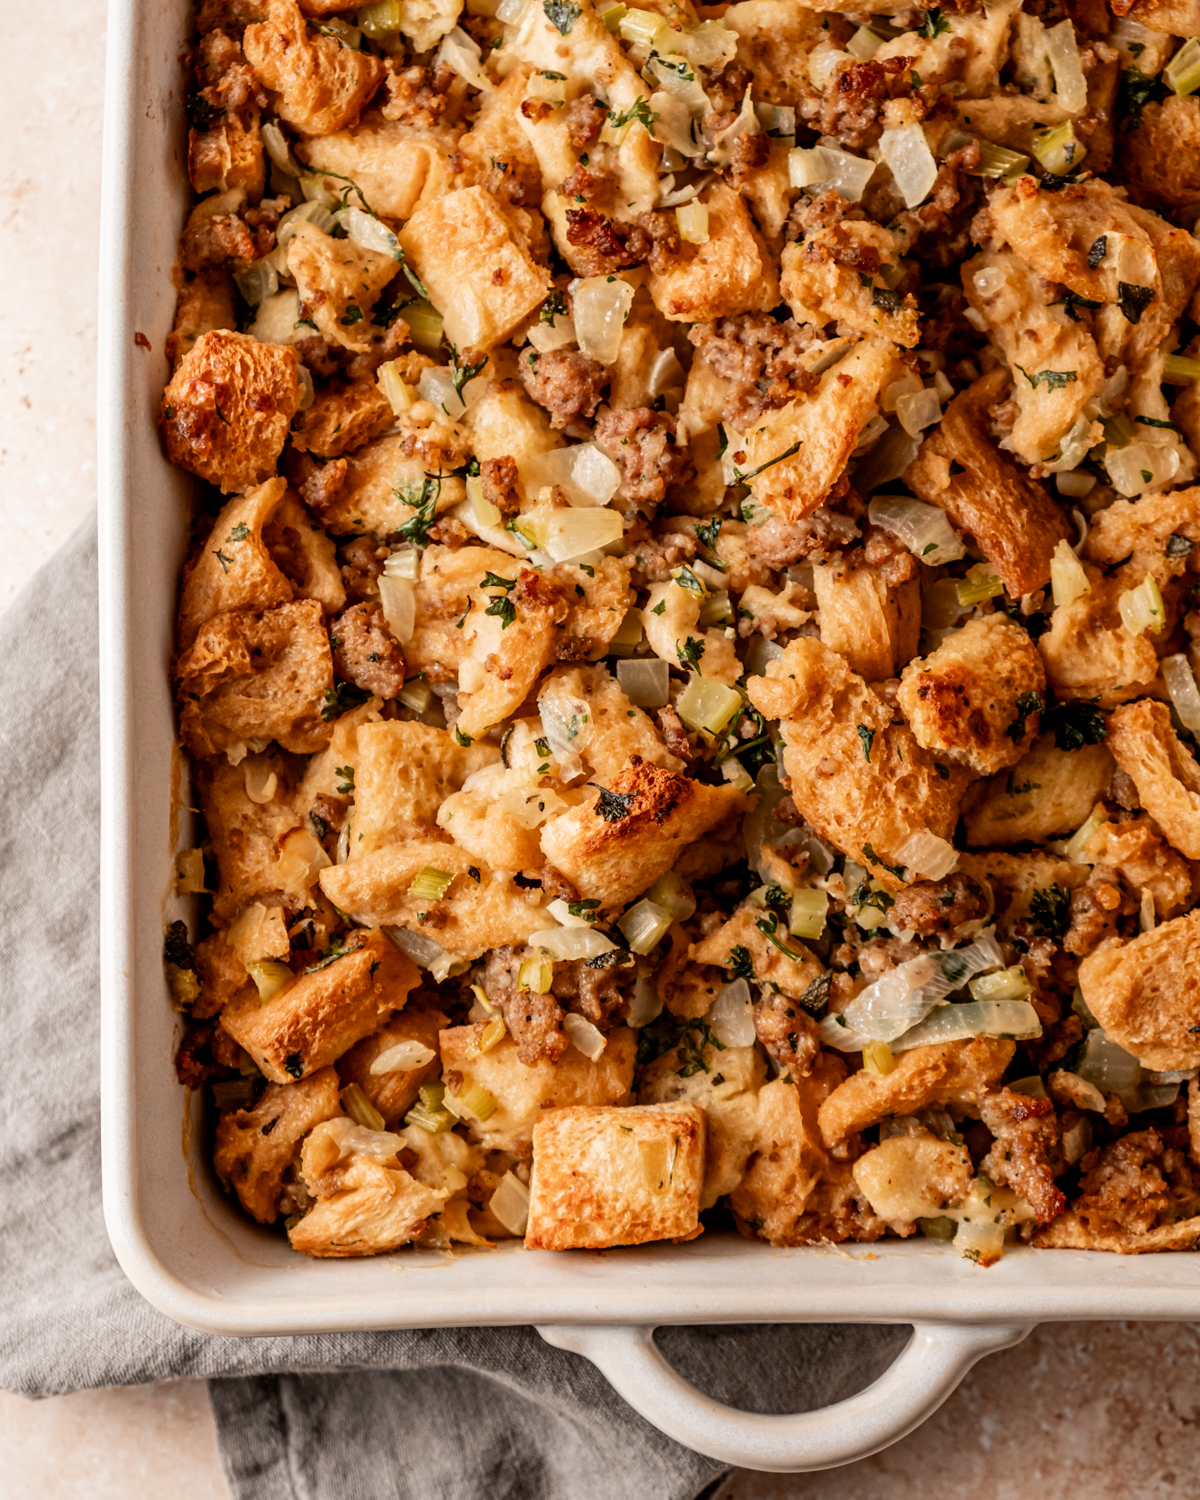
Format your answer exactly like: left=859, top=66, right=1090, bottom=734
left=0, top=513, right=907, bottom=1498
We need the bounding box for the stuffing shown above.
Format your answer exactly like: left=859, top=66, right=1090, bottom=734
left=303, top=433, right=463, bottom=538
left=594, top=408, right=694, bottom=514
left=979, top=1087, right=1066, bottom=1224
left=299, top=116, right=457, bottom=221
left=640, top=575, right=741, bottom=686
left=812, top=550, right=920, bottom=683
left=851, top=1135, right=974, bottom=1231
left=175, top=600, right=334, bottom=759
left=435, top=762, right=561, bottom=872
left=213, top=1066, right=343, bottom=1222
left=188, top=111, right=265, bottom=199
left=285, top=222, right=397, bottom=353
left=647, top=185, right=780, bottom=323
left=165, top=270, right=237, bottom=366
left=288, top=1117, right=448, bottom=1256
left=748, top=638, right=966, bottom=893
left=397, top=188, right=551, bottom=352
left=689, top=909, right=825, bottom=1004
left=319, top=841, right=552, bottom=958
left=780, top=222, right=920, bottom=347
left=536, top=664, right=684, bottom=783
left=1083, top=485, right=1200, bottom=587
left=538, top=759, right=749, bottom=909
left=524, top=1102, right=706, bottom=1250
left=161, top=330, right=303, bottom=492
left=328, top=601, right=406, bottom=699
left=962, top=735, right=1115, bottom=847
left=1037, top=570, right=1162, bottom=706
left=903, top=368, right=1071, bottom=596
left=740, top=339, right=906, bottom=524
left=1107, top=699, right=1200, bottom=860
left=243, top=0, right=386, bottom=136
left=955, top=849, right=1089, bottom=939
left=438, top=1026, right=636, bottom=1154
left=350, top=721, right=498, bottom=856
left=1123, top=96, right=1200, bottom=209
left=288, top=377, right=394, bottom=457
left=195, top=758, right=303, bottom=922
left=1080, top=813, right=1199, bottom=920
left=1078, top=909, right=1200, bottom=1071
left=335, top=1003, right=447, bottom=1126
left=221, top=927, right=421, bottom=1083
left=898, top=615, right=1046, bottom=777
left=817, top=1038, right=1015, bottom=1147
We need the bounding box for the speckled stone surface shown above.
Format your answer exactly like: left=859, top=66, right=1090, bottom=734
left=2, top=4, right=1198, bottom=1497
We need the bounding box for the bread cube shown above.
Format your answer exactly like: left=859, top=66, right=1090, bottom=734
left=780, top=224, right=919, bottom=347
left=956, top=849, right=1090, bottom=939
left=1125, top=96, right=1200, bottom=207
left=898, top=614, right=1048, bottom=778
left=439, top=1027, right=636, bottom=1153
left=962, top=735, right=1114, bottom=846
left=161, top=330, right=302, bottom=492
left=166, top=270, right=236, bottom=367
left=747, top=638, right=966, bottom=893
left=1080, top=814, right=1198, bottom=920
left=537, top=664, right=683, bottom=785
left=221, top=928, right=421, bottom=1083
left=852, top=1136, right=973, bottom=1230
left=177, top=479, right=343, bottom=647
left=689, top=909, right=823, bottom=1002
left=904, top=368, right=1070, bottom=597
left=305, top=433, right=463, bottom=538
left=195, top=757, right=302, bottom=922
left=727, top=1065, right=842, bottom=1244
left=812, top=552, right=920, bottom=683
left=288, top=1118, right=446, bottom=1256
left=1038, top=570, right=1161, bottom=706
left=336, top=1004, right=447, bottom=1126
left=175, top=600, right=334, bottom=760
left=243, top=0, right=385, bottom=137
left=300, top=118, right=456, bottom=221
left=351, top=721, right=498, bottom=855
left=648, top=185, right=778, bottom=323
left=289, top=377, right=393, bottom=458
left=1079, top=909, right=1200, bottom=1071
left=213, top=1066, right=343, bottom=1223
left=397, top=187, right=551, bottom=352
left=539, top=759, right=748, bottom=909
left=286, top=222, right=398, bottom=352
left=319, top=841, right=550, bottom=959
left=1084, top=484, right=1200, bottom=587
left=188, top=113, right=265, bottom=199
left=1108, top=698, right=1200, bottom=860
left=741, top=339, right=905, bottom=523
left=524, top=1102, right=705, bottom=1250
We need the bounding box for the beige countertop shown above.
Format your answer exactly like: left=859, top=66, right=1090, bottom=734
left=3, top=4, right=1198, bottom=1496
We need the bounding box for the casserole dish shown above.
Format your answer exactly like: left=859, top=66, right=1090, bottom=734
left=96, top=0, right=1199, bottom=1473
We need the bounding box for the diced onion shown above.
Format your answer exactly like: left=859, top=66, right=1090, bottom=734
left=787, top=143, right=876, bottom=202
left=889, top=999, right=1042, bottom=1052
left=676, top=201, right=710, bottom=244
left=616, top=657, right=670, bottom=707
left=789, top=888, right=829, bottom=940
left=376, top=359, right=415, bottom=416
left=808, top=46, right=853, bottom=89
left=344, top=205, right=401, bottom=258
left=895, top=387, right=942, bottom=437
left=175, top=847, right=207, bottom=895
left=1033, top=121, right=1086, bottom=175
left=867, top=495, right=965, bottom=566
left=435, top=26, right=496, bottom=93
left=496, top=0, right=528, bottom=19
left=646, top=53, right=712, bottom=117
left=618, top=897, right=672, bottom=955
left=518, top=957, right=554, bottom=992
left=546, top=898, right=596, bottom=929
left=245, top=958, right=294, bottom=1003
left=708, top=978, right=756, bottom=1047
left=754, top=104, right=796, bottom=142
left=722, top=757, right=754, bottom=793
left=385, top=548, right=421, bottom=581
left=534, top=507, right=625, bottom=563
left=563, top=1012, right=608, bottom=1059
left=488, top=1171, right=530, bottom=1235
left=371, top=1039, right=436, bottom=1074
left=647, top=871, right=696, bottom=922
left=276, top=827, right=331, bottom=891
left=1106, top=440, right=1180, bottom=497
left=570, top=443, right=622, bottom=505
left=529, top=926, right=617, bottom=961
left=896, top=829, right=959, bottom=881
left=276, top=199, right=336, bottom=246
left=676, top=674, right=743, bottom=736
left=1046, top=19, right=1088, bottom=113
left=342, top=1082, right=386, bottom=1133
left=1050, top=537, right=1091, bottom=609
left=234, top=258, right=279, bottom=308
left=378, top=574, right=416, bottom=644
left=675, top=19, right=738, bottom=69
left=570, top=276, right=635, bottom=365
left=628, top=972, right=665, bottom=1027
left=464, top=475, right=501, bottom=530
left=1065, top=805, right=1107, bottom=862
left=1073, top=1028, right=1179, bottom=1110
left=1165, top=36, right=1200, bottom=96
left=1056, top=471, right=1096, bottom=499
left=1118, top=575, right=1166, bottom=636
left=1164, top=654, right=1200, bottom=732
left=968, top=966, right=1032, bottom=1003
left=385, top=926, right=464, bottom=983
left=607, top=609, right=643, bottom=658
left=953, top=1215, right=1007, bottom=1266
left=243, top=756, right=279, bottom=805
left=527, top=315, right=576, bottom=353
left=262, top=121, right=301, bottom=178
left=879, top=124, right=938, bottom=209
left=851, top=421, right=921, bottom=492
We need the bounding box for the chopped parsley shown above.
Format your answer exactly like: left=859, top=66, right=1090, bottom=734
left=1117, top=69, right=1159, bottom=131
left=340, top=304, right=363, bottom=326
left=609, top=96, right=658, bottom=130
left=454, top=727, right=473, bottom=747
left=595, top=786, right=635, bottom=821
left=481, top=571, right=518, bottom=628
left=543, top=0, right=582, bottom=33
left=1117, top=282, right=1155, bottom=325
left=185, top=91, right=222, bottom=130
left=651, top=598, right=667, bottom=616
left=693, top=517, right=726, bottom=568
left=392, top=475, right=441, bottom=546
left=164, top=920, right=195, bottom=973
left=1050, top=289, right=1101, bottom=322
left=335, top=765, right=355, bottom=795
left=732, top=440, right=802, bottom=486
left=1006, top=689, right=1044, bottom=742
left=674, top=565, right=706, bottom=594
left=1044, top=697, right=1107, bottom=750
left=728, top=945, right=754, bottom=979
left=304, top=938, right=349, bottom=973
left=872, top=286, right=903, bottom=312
left=449, top=345, right=488, bottom=398
left=754, top=911, right=803, bottom=961
left=1028, top=883, right=1070, bottom=939
left=861, top=842, right=905, bottom=880
left=1087, top=235, right=1108, bottom=269
left=226, top=522, right=250, bottom=544
left=567, top=898, right=601, bottom=921
left=856, top=725, right=875, bottom=763
left=283, top=1053, right=305, bottom=1079
left=540, top=287, right=567, bottom=324
left=1015, top=365, right=1078, bottom=392
left=212, top=549, right=234, bottom=574
left=797, top=971, right=832, bottom=1016
left=922, top=7, right=948, bottom=38
left=678, top=636, right=706, bottom=669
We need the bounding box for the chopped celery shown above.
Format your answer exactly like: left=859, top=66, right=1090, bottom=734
left=376, top=359, right=415, bottom=417
left=398, top=678, right=433, bottom=714
left=1032, top=122, right=1086, bottom=175
left=676, top=201, right=710, bottom=244
left=358, top=0, right=405, bottom=36
left=618, top=897, right=673, bottom=955
left=789, top=888, right=829, bottom=940
left=444, top=1081, right=498, bottom=1122
left=974, top=140, right=1030, bottom=180
left=1164, top=354, right=1200, bottom=384
left=518, top=957, right=554, bottom=992
left=342, top=1082, right=386, bottom=1133
left=676, top=674, right=743, bottom=737
left=1050, top=537, right=1091, bottom=609
left=408, top=866, right=454, bottom=901
left=968, top=966, right=1032, bottom=1003
left=1165, top=35, right=1200, bottom=95
left=955, top=566, right=1004, bottom=607
left=861, top=1040, right=895, bottom=1075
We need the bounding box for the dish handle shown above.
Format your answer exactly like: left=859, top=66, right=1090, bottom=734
left=536, top=1320, right=1032, bottom=1473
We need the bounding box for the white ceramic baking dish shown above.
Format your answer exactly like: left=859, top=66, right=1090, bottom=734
left=96, top=0, right=1200, bottom=1474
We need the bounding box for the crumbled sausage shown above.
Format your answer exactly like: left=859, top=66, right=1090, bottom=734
left=563, top=93, right=607, bottom=150
left=485, top=946, right=568, bottom=1064
left=480, top=455, right=523, bottom=516
left=1063, top=865, right=1138, bottom=956
left=330, top=602, right=406, bottom=699
left=689, top=312, right=819, bottom=432
left=979, top=1087, right=1067, bottom=1225
left=753, top=991, right=821, bottom=1078
left=889, top=874, right=990, bottom=937
left=519, top=348, right=609, bottom=429
left=594, top=408, right=695, bottom=512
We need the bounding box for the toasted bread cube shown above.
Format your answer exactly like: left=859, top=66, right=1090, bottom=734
left=177, top=479, right=343, bottom=647
left=175, top=600, right=334, bottom=760
left=288, top=1118, right=447, bottom=1256
left=962, top=735, right=1114, bottom=846
left=193, top=928, right=259, bottom=1019
left=243, top=0, right=385, bottom=137
left=438, top=1027, right=636, bottom=1153
left=689, top=908, right=823, bottom=1002
left=780, top=224, right=919, bottom=347
left=898, top=614, right=1047, bottom=778
left=524, top=1102, right=705, bottom=1250
left=213, top=1066, right=343, bottom=1223
left=303, top=433, right=456, bottom=537
left=336, top=1004, right=447, bottom=1126
left=352, top=721, right=498, bottom=855
left=1079, top=909, right=1200, bottom=1071
left=742, top=339, right=905, bottom=523
left=817, top=1038, right=1014, bottom=1148
left=748, top=638, right=966, bottom=893
left=813, top=552, right=920, bottom=683
left=221, top=928, right=420, bottom=1083
left=161, top=330, right=302, bottom=492
left=166, top=270, right=236, bottom=366
left=1083, top=485, right=1200, bottom=586
left=956, top=849, right=1090, bottom=939
left=539, top=759, right=748, bottom=909
left=852, top=1135, right=973, bottom=1231
left=1080, top=813, right=1198, bottom=920
left=289, top=377, right=393, bottom=458
left=648, top=185, right=778, bottom=323
left=320, top=842, right=550, bottom=959
left=398, top=187, right=551, bottom=352
left=1038, top=569, right=1161, bottom=706
left=537, top=664, right=683, bottom=784
left=286, top=222, right=397, bottom=353
left=300, top=117, right=456, bottom=221
left=1108, top=698, right=1200, bottom=860
left=195, top=757, right=302, bottom=921
left=904, top=368, right=1071, bottom=596
left=188, top=112, right=265, bottom=199
left=1125, top=96, right=1200, bottom=207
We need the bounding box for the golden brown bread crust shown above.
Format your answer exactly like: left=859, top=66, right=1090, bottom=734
left=243, top=0, right=385, bottom=136
left=1078, top=910, right=1200, bottom=1071
left=335, top=1005, right=447, bottom=1127
left=214, top=1066, right=343, bottom=1222
left=1108, top=699, right=1200, bottom=861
